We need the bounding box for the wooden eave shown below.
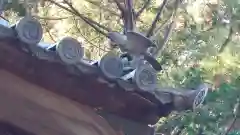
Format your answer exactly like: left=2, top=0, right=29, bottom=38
left=0, top=38, right=174, bottom=125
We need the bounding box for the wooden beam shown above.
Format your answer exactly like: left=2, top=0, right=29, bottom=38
left=0, top=70, right=119, bottom=135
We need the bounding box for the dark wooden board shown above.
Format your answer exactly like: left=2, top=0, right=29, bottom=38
left=0, top=70, right=119, bottom=135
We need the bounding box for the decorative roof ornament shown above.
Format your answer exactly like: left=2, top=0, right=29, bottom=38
left=133, top=63, right=157, bottom=91
left=107, top=31, right=160, bottom=91
left=108, top=31, right=162, bottom=72
left=14, top=17, right=43, bottom=45
left=98, top=52, right=124, bottom=80
left=121, top=62, right=157, bottom=91
left=56, top=37, right=84, bottom=65
left=125, top=31, right=156, bottom=55
left=12, top=1, right=43, bottom=44
left=108, top=31, right=156, bottom=55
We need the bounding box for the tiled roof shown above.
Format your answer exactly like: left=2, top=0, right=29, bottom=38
left=0, top=17, right=209, bottom=125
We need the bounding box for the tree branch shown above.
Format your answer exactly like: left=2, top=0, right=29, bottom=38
left=219, top=27, right=233, bottom=53
left=224, top=117, right=237, bottom=135
left=64, top=0, right=111, bottom=31
left=85, top=0, right=145, bottom=25
left=112, top=0, right=125, bottom=13
left=146, top=0, right=168, bottom=37
left=72, top=17, right=110, bottom=52
left=112, top=0, right=128, bottom=33
left=152, top=0, right=179, bottom=57
left=135, top=0, right=151, bottom=19
left=124, top=0, right=135, bottom=31
left=224, top=99, right=240, bottom=135
left=152, top=19, right=174, bottom=58
left=43, top=22, right=56, bottom=42
left=84, top=0, right=121, bottom=17
left=34, top=16, right=71, bottom=20
left=40, top=6, right=56, bottom=42
left=151, top=17, right=171, bottom=40
left=46, top=0, right=109, bottom=38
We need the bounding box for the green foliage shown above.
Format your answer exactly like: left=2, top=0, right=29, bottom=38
left=4, top=1, right=26, bottom=16
left=229, top=131, right=240, bottom=135
left=158, top=67, right=240, bottom=134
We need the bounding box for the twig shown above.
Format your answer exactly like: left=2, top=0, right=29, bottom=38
left=85, top=0, right=145, bottom=24
left=0, top=15, right=9, bottom=22
left=64, top=0, right=111, bottom=31
left=223, top=99, right=240, bottom=135
left=112, top=0, right=125, bottom=13
left=152, top=18, right=174, bottom=58
left=155, top=21, right=174, bottom=54
left=46, top=0, right=110, bottom=37
left=78, top=29, right=109, bottom=52
left=73, top=17, right=110, bottom=52
left=98, top=0, right=103, bottom=56
left=151, top=17, right=171, bottom=40
left=43, top=18, right=56, bottom=42
left=224, top=117, right=237, bottom=135
left=146, top=0, right=168, bottom=37
left=152, top=0, right=180, bottom=57
left=40, top=6, right=56, bottom=42
left=111, top=0, right=130, bottom=33
left=45, top=23, right=56, bottom=42
left=84, top=0, right=121, bottom=17
left=34, top=16, right=70, bottom=20
left=135, top=0, right=151, bottom=18
left=219, top=27, right=233, bottom=53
